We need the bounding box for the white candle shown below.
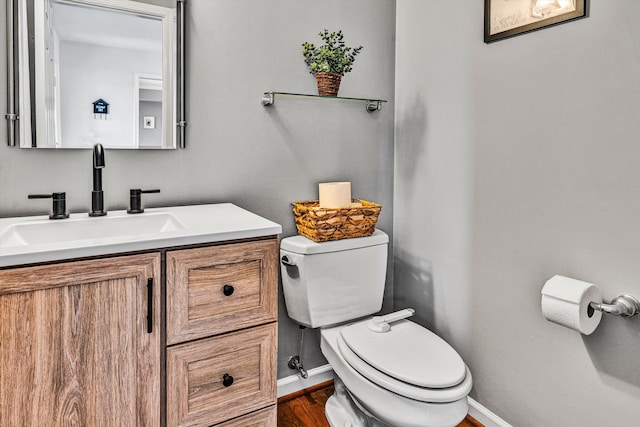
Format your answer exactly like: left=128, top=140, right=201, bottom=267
left=318, top=182, right=352, bottom=208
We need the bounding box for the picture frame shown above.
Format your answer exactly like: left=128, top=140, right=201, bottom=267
left=484, top=0, right=588, bottom=43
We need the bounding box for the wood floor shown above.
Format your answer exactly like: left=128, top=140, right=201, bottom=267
left=277, top=380, right=483, bottom=427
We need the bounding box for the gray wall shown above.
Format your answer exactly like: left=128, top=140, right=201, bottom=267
left=0, top=0, right=396, bottom=377
left=395, top=1, right=640, bottom=426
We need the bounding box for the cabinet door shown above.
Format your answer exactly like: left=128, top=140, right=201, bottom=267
left=0, top=253, right=161, bottom=427
left=166, top=239, right=278, bottom=344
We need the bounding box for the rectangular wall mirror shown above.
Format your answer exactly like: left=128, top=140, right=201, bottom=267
left=9, top=0, right=184, bottom=149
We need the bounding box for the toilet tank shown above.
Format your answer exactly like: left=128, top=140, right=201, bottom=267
left=280, top=229, right=389, bottom=328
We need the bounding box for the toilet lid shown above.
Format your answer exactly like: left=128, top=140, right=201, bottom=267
left=336, top=332, right=472, bottom=402
left=340, top=319, right=467, bottom=389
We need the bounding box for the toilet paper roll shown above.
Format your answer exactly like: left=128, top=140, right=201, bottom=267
left=540, top=275, right=602, bottom=335
left=319, top=182, right=352, bottom=208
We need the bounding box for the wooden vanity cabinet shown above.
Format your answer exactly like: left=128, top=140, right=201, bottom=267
left=0, top=253, right=161, bottom=426
left=0, top=236, right=279, bottom=427
left=166, top=239, right=279, bottom=427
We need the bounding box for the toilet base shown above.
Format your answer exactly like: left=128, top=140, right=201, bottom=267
left=325, top=378, right=390, bottom=427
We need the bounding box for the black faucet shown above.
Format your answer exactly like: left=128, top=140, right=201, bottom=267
left=89, top=143, right=107, bottom=216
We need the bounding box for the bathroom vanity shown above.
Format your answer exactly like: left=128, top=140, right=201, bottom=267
left=0, top=204, right=281, bottom=426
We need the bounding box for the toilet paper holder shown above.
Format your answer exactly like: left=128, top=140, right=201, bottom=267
left=589, top=294, right=640, bottom=318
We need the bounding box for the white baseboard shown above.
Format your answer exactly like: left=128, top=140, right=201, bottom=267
left=468, top=396, right=513, bottom=427
left=278, top=364, right=512, bottom=427
left=277, top=364, right=335, bottom=398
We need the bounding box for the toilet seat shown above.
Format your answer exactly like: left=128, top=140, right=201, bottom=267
left=337, top=318, right=472, bottom=403
left=320, top=322, right=470, bottom=427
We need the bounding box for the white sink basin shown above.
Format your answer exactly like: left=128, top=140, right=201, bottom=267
left=0, top=212, right=185, bottom=247
left=0, top=204, right=282, bottom=267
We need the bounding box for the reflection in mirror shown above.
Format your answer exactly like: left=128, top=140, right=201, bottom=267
left=135, top=74, right=163, bottom=148
left=16, top=0, right=177, bottom=149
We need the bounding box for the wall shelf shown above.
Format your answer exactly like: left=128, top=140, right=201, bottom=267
left=261, top=92, right=387, bottom=112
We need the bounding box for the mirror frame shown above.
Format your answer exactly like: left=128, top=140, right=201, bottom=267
left=5, top=0, right=186, bottom=149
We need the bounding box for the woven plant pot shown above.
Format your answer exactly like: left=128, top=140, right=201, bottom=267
left=315, top=72, right=342, bottom=96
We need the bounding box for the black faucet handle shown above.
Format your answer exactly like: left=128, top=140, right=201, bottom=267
left=28, top=192, right=69, bottom=220
left=127, top=189, right=160, bottom=214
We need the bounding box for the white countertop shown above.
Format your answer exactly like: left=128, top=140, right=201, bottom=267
left=0, top=203, right=282, bottom=267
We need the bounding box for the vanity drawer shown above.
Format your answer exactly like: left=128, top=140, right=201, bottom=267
left=166, top=239, right=278, bottom=344
left=166, top=323, right=277, bottom=427
left=213, top=405, right=276, bottom=427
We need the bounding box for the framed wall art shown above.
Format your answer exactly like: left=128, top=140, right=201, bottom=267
left=485, top=0, right=588, bottom=43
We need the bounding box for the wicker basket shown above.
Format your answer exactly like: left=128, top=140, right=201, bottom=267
left=292, top=199, right=382, bottom=242
left=315, top=72, right=342, bottom=96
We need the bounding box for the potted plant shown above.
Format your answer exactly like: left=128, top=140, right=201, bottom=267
left=302, top=29, right=363, bottom=97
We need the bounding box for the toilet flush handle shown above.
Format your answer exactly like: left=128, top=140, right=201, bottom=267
left=281, top=255, right=296, bottom=266
left=368, top=308, right=416, bottom=333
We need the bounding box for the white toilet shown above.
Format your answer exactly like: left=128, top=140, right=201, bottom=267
left=280, top=229, right=472, bottom=427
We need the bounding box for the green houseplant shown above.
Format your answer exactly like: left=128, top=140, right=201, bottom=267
left=302, top=30, right=363, bottom=97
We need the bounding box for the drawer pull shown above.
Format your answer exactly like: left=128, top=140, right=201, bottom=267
left=147, top=278, right=154, bottom=333
left=222, top=373, right=234, bottom=387
left=222, top=285, right=235, bottom=296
